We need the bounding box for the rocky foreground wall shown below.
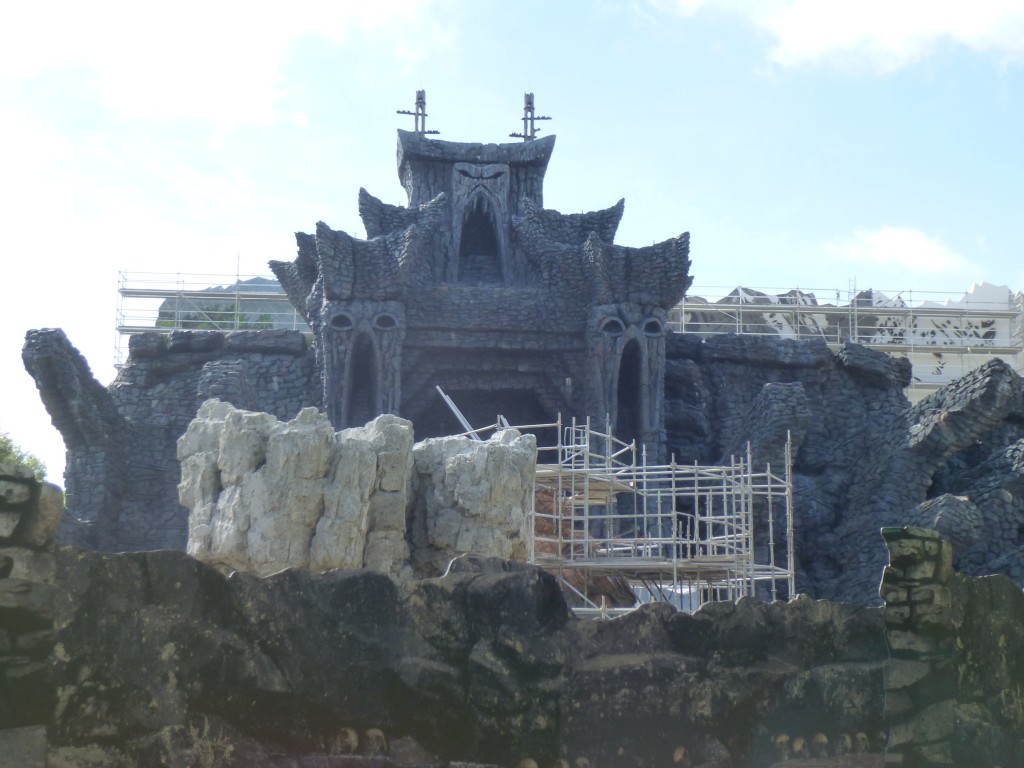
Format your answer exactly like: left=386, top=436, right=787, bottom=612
left=11, top=554, right=889, bottom=768
left=4, top=462, right=1024, bottom=768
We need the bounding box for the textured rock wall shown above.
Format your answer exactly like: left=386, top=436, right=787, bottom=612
left=409, top=429, right=536, bottom=576
left=178, top=400, right=534, bottom=579
left=34, top=552, right=887, bottom=768
left=23, top=328, right=315, bottom=553
left=666, top=333, right=1024, bottom=604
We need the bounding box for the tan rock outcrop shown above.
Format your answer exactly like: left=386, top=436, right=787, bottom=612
left=178, top=400, right=413, bottom=577
left=178, top=400, right=536, bottom=578
left=410, top=429, right=536, bottom=576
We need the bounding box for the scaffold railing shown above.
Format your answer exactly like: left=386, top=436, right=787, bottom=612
left=667, top=284, right=1023, bottom=350
left=463, top=416, right=796, bottom=617
left=668, top=285, right=1024, bottom=396
left=115, top=271, right=309, bottom=365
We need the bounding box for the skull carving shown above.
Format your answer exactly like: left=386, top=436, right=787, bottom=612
left=363, top=728, right=388, bottom=757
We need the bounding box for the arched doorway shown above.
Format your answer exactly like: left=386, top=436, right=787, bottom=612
left=616, top=339, right=642, bottom=447
left=458, top=199, right=502, bottom=284
left=348, top=334, right=378, bottom=427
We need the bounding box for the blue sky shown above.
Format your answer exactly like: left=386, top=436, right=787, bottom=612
left=3, top=0, right=1024, bottom=486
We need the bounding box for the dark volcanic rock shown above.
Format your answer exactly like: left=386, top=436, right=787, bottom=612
left=49, top=549, right=574, bottom=767
left=38, top=548, right=889, bottom=767
left=668, top=334, right=1024, bottom=605
left=559, top=598, right=885, bottom=768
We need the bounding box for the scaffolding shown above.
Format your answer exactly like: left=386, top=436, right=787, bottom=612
left=115, top=271, right=308, bottom=365
left=668, top=283, right=1024, bottom=401
left=462, top=416, right=796, bottom=618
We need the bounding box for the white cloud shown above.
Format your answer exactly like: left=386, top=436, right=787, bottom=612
left=0, top=0, right=441, bottom=129
left=659, top=0, right=1024, bottom=72
left=825, top=226, right=978, bottom=287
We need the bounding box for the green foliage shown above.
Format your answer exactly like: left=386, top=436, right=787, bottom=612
left=0, top=431, right=46, bottom=481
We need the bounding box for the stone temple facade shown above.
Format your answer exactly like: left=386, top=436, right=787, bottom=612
left=23, top=129, right=1024, bottom=606
left=269, top=130, right=692, bottom=458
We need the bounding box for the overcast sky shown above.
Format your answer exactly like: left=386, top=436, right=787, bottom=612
left=3, top=0, right=1024, bottom=487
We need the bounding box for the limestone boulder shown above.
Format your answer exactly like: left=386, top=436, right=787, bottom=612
left=178, top=400, right=415, bottom=577
left=245, top=407, right=335, bottom=572
left=410, top=429, right=536, bottom=576
left=309, top=412, right=415, bottom=577
left=313, top=426, right=377, bottom=573
left=356, top=414, right=415, bottom=577
left=179, top=401, right=536, bottom=579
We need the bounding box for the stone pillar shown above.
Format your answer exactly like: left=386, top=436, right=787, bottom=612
left=879, top=526, right=956, bottom=767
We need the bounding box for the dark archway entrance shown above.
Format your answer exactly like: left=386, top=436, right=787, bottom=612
left=459, top=200, right=502, bottom=284
left=616, top=340, right=642, bottom=447
left=348, top=334, right=378, bottom=427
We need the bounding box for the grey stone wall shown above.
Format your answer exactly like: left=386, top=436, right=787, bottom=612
left=33, top=551, right=887, bottom=767
left=10, top=494, right=1024, bottom=767
left=0, top=461, right=62, bottom=768
left=664, top=334, right=1024, bottom=605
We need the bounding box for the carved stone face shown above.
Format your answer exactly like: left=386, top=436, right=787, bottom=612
left=451, top=162, right=511, bottom=284
left=317, top=299, right=405, bottom=428
left=589, top=305, right=667, bottom=349
left=585, top=303, right=668, bottom=456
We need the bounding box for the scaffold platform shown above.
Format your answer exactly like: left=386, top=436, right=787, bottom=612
left=465, top=416, right=797, bottom=618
